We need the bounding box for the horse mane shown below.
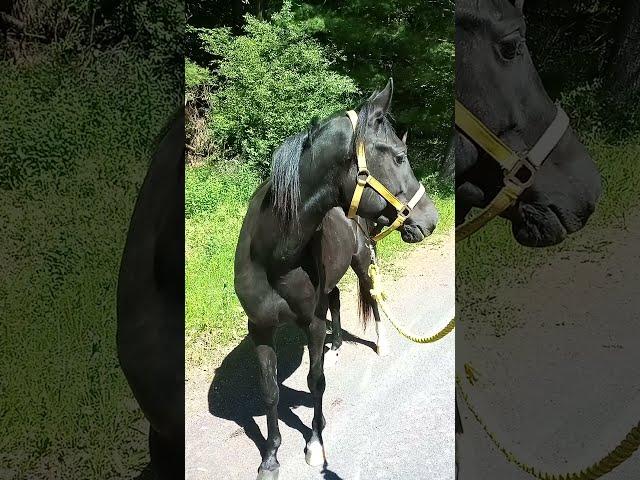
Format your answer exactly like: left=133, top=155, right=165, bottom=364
left=270, top=95, right=395, bottom=227
left=271, top=132, right=308, bottom=227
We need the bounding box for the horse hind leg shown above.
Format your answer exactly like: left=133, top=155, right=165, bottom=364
left=148, top=427, right=183, bottom=480
left=305, top=316, right=328, bottom=467
left=249, top=323, right=281, bottom=480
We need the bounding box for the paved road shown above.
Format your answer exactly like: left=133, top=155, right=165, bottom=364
left=186, top=233, right=455, bottom=480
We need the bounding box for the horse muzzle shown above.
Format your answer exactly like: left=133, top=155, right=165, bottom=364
left=507, top=197, right=595, bottom=247
left=401, top=202, right=438, bottom=243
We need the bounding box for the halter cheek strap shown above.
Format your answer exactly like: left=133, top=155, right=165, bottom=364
left=346, top=110, right=426, bottom=242
left=455, top=100, right=570, bottom=242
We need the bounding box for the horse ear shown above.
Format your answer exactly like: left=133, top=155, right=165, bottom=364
left=371, top=78, right=394, bottom=116
left=511, top=0, right=524, bottom=11
left=401, top=130, right=408, bottom=145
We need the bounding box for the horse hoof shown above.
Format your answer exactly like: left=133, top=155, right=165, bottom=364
left=305, top=440, right=326, bottom=467
left=257, top=467, right=279, bottom=480
left=324, top=348, right=339, bottom=367
left=376, top=343, right=389, bottom=357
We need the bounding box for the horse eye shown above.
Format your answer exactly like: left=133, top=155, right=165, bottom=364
left=394, top=154, right=406, bottom=165
left=499, top=38, right=523, bottom=61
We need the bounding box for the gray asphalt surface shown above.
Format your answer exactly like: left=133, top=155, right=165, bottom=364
left=186, top=233, right=455, bottom=480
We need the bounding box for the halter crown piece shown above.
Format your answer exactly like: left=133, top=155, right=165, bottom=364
left=345, top=110, right=426, bottom=242
left=454, top=100, right=570, bottom=242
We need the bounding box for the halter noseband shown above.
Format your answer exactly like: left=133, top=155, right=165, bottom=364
left=346, top=110, right=426, bottom=242
left=454, top=100, right=570, bottom=242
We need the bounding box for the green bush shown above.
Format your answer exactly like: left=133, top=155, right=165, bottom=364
left=197, top=1, right=358, bottom=170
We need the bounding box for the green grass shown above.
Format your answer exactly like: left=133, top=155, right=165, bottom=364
left=456, top=132, right=640, bottom=337
left=185, top=163, right=453, bottom=366
left=0, top=50, right=179, bottom=478
left=185, top=163, right=261, bottom=365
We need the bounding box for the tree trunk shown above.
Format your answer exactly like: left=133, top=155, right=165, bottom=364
left=607, top=1, right=640, bottom=103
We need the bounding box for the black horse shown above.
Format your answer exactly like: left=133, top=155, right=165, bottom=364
left=234, top=79, right=439, bottom=480
left=455, top=0, right=601, bottom=477
left=117, top=111, right=185, bottom=480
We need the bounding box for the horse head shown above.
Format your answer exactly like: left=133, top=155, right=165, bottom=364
left=341, top=78, right=439, bottom=243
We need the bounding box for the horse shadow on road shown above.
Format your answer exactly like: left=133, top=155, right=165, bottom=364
left=208, top=324, right=312, bottom=457
left=208, top=323, right=372, bottom=479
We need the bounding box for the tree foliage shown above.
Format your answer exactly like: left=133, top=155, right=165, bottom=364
left=2, top=0, right=184, bottom=67
left=525, top=0, right=639, bottom=134
left=298, top=0, right=454, bottom=172
left=186, top=0, right=454, bottom=180
left=190, top=2, right=358, bottom=170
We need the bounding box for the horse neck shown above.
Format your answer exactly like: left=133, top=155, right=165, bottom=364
left=277, top=121, right=352, bottom=257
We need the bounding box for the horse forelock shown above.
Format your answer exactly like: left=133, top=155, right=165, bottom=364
left=354, top=98, right=396, bottom=154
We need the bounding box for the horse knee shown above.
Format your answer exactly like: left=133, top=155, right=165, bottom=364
left=307, top=368, right=326, bottom=395
left=261, top=381, right=279, bottom=407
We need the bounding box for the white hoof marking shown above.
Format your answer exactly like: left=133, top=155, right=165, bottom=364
left=305, top=440, right=326, bottom=467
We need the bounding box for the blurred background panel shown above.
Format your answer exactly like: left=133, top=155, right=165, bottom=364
left=0, top=1, right=183, bottom=478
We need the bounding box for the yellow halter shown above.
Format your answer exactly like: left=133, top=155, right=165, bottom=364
left=455, top=100, right=569, bottom=242
left=345, top=110, right=426, bottom=242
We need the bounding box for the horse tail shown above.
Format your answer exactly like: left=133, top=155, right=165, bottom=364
left=357, top=275, right=375, bottom=329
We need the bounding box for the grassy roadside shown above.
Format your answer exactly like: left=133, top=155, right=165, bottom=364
left=185, top=162, right=454, bottom=368
left=185, top=163, right=261, bottom=365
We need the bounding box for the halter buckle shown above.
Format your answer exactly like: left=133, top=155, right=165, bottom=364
left=400, top=205, right=411, bottom=218
left=356, top=168, right=370, bottom=186
left=504, top=156, right=536, bottom=190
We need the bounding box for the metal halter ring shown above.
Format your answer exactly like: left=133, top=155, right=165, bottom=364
left=356, top=169, right=370, bottom=186
left=504, top=157, right=536, bottom=190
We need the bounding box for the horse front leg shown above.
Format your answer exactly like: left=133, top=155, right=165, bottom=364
left=328, top=287, right=342, bottom=351
left=249, top=323, right=281, bottom=480
left=305, top=316, right=327, bottom=467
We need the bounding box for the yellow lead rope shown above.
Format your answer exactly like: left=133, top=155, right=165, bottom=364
left=368, top=262, right=455, bottom=344
left=457, top=375, right=640, bottom=480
